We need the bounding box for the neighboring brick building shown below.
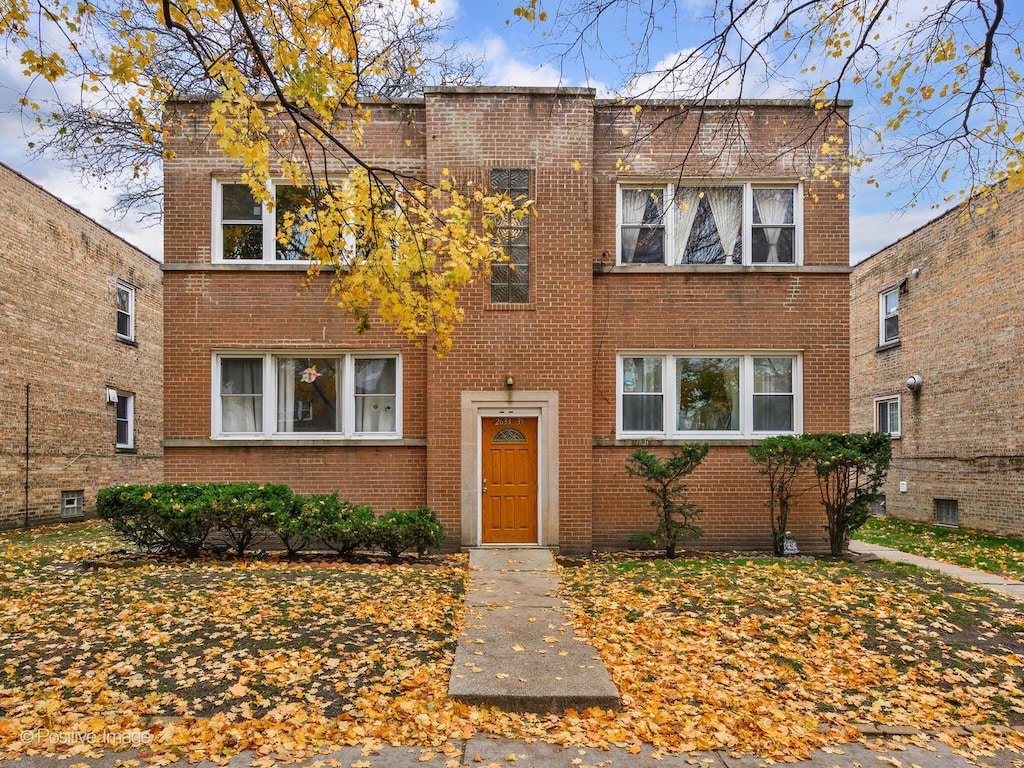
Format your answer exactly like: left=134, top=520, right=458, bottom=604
left=851, top=184, right=1023, bottom=536
left=163, top=87, right=850, bottom=554
left=0, top=162, right=163, bottom=529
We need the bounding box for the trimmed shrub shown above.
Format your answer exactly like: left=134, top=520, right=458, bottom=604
left=318, top=500, right=376, bottom=556
left=206, top=483, right=294, bottom=557
left=95, top=483, right=213, bottom=557
left=274, top=493, right=334, bottom=557
left=371, top=506, right=446, bottom=558
left=749, top=435, right=814, bottom=556
left=626, top=445, right=708, bottom=558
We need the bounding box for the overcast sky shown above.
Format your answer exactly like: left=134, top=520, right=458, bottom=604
left=0, top=0, right=947, bottom=264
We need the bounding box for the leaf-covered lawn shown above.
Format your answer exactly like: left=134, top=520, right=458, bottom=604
left=857, top=517, right=1024, bottom=580
left=2, top=522, right=1023, bottom=765
left=559, top=557, right=1024, bottom=758
left=0, top=522, right=469, bottom=763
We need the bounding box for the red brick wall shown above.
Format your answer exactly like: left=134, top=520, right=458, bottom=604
left=0, top=163, right=163, bottom=529
left=162, top=91, right=849, bottom=553
left=851, top=185, right=1024, bottom=535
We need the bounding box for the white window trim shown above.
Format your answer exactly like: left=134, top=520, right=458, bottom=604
left=879, top=287, right=899, bottom=344
left=116, top=281, right=136, bottom=341
left=616, top=351, right=803, bottom=439
left=874, top=394, right=901, bottom=438
left=115, top=392, right=134, bottom=449
left=616, top=180, right=803, bottom=266
left=211, top=351, right=403, bottom=439
left=212, top=179, right=317, bottom=264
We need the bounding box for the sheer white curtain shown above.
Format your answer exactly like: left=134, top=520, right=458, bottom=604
left=671, top=188, right=700, bottom=264
left=221, top=359, right=262, bottom=433
left=276, top=360, right=296, bottom=432
left=707, top=187, right=742, bottom=264
left=355, top=359, right=396, bottom=433
left=620, top=189, right=651, bottom=263
left=753, top=189, right=791, bottom=263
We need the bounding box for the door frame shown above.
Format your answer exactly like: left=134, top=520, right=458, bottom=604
left=478, top=410, right=541, bottom=545
left=459, top=390, right=560, bottom=548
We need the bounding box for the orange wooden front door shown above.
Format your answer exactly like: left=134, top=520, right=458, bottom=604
left=481, top=416, right=538, bottom=543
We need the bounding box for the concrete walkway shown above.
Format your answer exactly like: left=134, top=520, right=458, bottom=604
left=4, top=733, right=1019, bottom=767
left=447, top=548, right=620, bottom=713
left=849, top=540, right=1024, bottom=600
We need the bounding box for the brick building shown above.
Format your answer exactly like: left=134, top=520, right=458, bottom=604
left=162, top=87, right=850, bottom=554
left=0, top=162, right=163, bottom=529
left=851, top=184, right=1023, bottom=536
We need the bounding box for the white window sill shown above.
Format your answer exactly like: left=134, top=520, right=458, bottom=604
left=164, top=437, right=424, bottom=448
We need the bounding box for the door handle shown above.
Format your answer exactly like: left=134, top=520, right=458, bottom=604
left=482, top=479, right=488, bottom=494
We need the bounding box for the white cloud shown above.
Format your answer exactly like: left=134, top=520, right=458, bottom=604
left=849, top=206, right=939, bottom=264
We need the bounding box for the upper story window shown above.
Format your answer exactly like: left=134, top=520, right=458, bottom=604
left=875, top=395, right=901, bottom=438
left=879, top=287, right=899, bottom=344
left=618, top=182, right=800, bottom=266
left=213, top=181, right=320, bottom=262
left=115, top=281, right=135, bottom=341
left=213, top=352, right=401, bottom=439
left=618, top=352, right=801, bottom=439
left=490, top=168, right=531, bottom=303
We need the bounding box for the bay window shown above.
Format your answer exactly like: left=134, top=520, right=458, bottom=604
left=618, top=352, right=801, bottom=438
left=618, top=182, right=800, bottom=266
left=214, top=353, right=400, bottom=438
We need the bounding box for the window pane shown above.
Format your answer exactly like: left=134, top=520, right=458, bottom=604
left=752, top=188, right=794, bottom=224
left=355, top=358, right=397, bottom=432
left=676, top=357, right=740, bottom=431
left=884, top=291, right=898, bottom=315
left=623, top=394, right=664, bottom=431
left=877, top=400, right=899, bottom=435
left=751, top=227, right=794, bottom=263
left=884, top=314, right=899, bottom=342
left=276, top=357, right=340, bottom=433
left=222, top=184, right=261, bottom=221
left=622, top=357, right=663, bottom=431
left=221, top=358, right=263, bottom=433
left=621, top=189, right=666, bottom=264
left=678, top=187, right=742, bottom=265
left=275, top=184, right=314, bottom=261
left=753, top=358, right=794, bottom=432
left=223, top=224, right=263, bottom=260
left=753, top=357, right=793, bottom=394
left=116, top=286, right=133, bottom=338
left=115, top=396, right=132, bottom=446
left=753, top=394, right=794, bottom=431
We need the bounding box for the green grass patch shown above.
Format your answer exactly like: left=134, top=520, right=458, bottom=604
left=857, top=517, right=1024, bottom=580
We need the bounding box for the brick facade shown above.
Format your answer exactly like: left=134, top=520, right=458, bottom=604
left=0, top=162, right=163, bottom=529
left=850, top=185, right=1024, bottom=535
left=163, top=87, right=850, bottom=554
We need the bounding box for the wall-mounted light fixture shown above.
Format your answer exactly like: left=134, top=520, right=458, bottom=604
left=105, top=387, right=119, bottom=404
left=906, top=373, right=923, bottom=393
left=505, top=373, right=515, bottom=389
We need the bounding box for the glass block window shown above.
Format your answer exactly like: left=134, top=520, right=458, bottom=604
left=490, top=168, right=530, bottom=304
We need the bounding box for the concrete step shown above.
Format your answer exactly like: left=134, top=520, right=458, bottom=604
left=448, top=548, right=620, bottom=713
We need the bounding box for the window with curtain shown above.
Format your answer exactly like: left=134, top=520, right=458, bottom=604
left=618, top=182, right=799, bottom=266
left=220, top=358, right=264, bottom=433
left=621, top=356, right=664, bottom=432
left=276, top=357, right=341, bottom=433
left=490, top=168, right=531, bottom=303
left=875, top=396, right=901, bottom=437
left=274, top=185, right=318, bottom=261
left=751, top=188, right=796, bottom=263
left=214, top=353, right=400, bottom=438
left=354, top=357, right=397, bottom=433
left=752, top=357, right=794, bottom=432
left=620, top=188, right=665, bottom=264
left=618, top=353, right=800, bottom=437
